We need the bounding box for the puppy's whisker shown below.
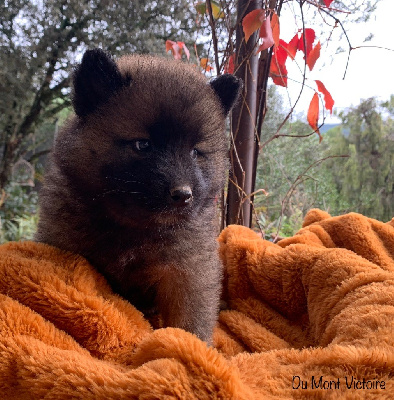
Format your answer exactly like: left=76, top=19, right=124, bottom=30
left=92, top=189, right=144, bottom=201
left=105, top=176, right=148, bottom=186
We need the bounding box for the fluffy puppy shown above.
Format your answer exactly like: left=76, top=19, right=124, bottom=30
left=36, top=49, right=241, bottom=343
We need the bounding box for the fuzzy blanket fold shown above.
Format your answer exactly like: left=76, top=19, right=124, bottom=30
left=0, top=209, right=393, bottom=399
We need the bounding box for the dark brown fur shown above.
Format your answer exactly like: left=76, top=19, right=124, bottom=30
left=35, top=49, right=241, bottom=343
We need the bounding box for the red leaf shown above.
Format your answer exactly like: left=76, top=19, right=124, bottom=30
left=270, top=12, right=280, bottom=48
left=270, top=62, right=287, bottom=87
left=287, top=33, right=299, bottom=59
left=306, top=41, right=321, bottom=71
left=166, top=40, right=176, bottom=54
left=307, top=92, right=322, bottom=142
left=298, top=28, right=315, bottom=58
left=165, top=40, right=190, bottom=60
left=323, top=0, right=334, bottom=7
left=224, top=53, right=235, bottom=74
left=277, top=39, right=288, bottom=64
left=180, top=42, right=190, bottom=60
left=315, top=80, right=334, bottom=114
left=270, top=42, right=288, bottom=87
left=242, top=9, right=265, bottom=43
left=257, top=17, right=274, bottom=53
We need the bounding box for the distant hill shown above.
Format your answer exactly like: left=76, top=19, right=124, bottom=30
left=320, top=123, right=350, bottom=137
left=320, top=123, right=340, bottom=133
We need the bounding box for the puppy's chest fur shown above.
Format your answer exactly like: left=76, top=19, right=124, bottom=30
left=102, top=220, right=217, bottom=311
left=36, top=49, right=241, bottom=343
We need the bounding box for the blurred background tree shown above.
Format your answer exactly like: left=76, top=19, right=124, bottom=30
left=255, top=93, right=394, bottom=238
left=320, top=98, right=393, bottom=221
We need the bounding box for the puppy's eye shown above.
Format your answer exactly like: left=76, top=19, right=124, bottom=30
left=116, top=138, right=152, bottom=153
left=133, top=139, right=152, bottom=153
left=191, top=148, right=199, bottom=159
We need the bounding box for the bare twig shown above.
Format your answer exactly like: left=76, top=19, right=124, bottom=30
left=273, top=154, right=349, bottom=240
left=259, top=0, right=308, bottom=148
left=305, top=0, right=351, bottom=15
left=206, top=0, right=221, bottom=74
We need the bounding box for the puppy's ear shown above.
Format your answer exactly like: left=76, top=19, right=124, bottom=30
left=72, top=49, right=130, bottom=117
left=209, top=74, right=242, bottom=116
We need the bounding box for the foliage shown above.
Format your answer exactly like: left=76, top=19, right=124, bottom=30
left=0, top=106, right=72, bottom=243
left=321, top=98, right=394, bottom=221
left=0, top=184, right=38, bottom=242
left=255, top=92, right=394, bottom=237
left=255, top=98, right=323, bottom=237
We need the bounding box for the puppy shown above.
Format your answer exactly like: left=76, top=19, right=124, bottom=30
left=36, top=49, right=241, bottom=343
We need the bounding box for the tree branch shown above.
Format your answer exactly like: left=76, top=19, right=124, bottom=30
left=206, top=0, right=221, bottom=74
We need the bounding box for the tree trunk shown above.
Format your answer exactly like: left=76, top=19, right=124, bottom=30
left=225, top=0, right=283, bottom=229
left=0, top=133, right=18, bottom=190
left=226, top=0, right=259, bottom=227
left=0, top=145, right=11, bottom=190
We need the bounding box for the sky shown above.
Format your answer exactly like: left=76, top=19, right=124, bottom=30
left=275, top=0, right=394, bottom=124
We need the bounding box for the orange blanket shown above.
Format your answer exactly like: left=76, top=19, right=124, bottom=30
left=0, top=209, right=393, bottom=399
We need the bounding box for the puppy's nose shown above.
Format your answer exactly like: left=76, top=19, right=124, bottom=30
left=169, top=186, right=193, bottom=205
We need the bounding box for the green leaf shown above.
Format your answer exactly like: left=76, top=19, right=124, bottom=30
left=195, top=1, right=206, bottom=15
